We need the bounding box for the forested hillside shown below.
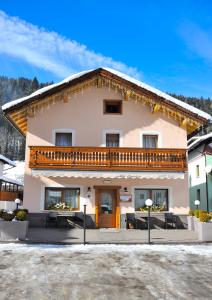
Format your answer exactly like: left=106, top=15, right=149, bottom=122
left=0, top=76, right=52, bottom=160
left=0, top=76, right=211, bottom=160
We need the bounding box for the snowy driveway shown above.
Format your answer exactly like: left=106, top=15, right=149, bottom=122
left=0, top=244, right=212, bottom=300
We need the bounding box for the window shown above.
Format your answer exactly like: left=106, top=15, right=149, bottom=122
left=197, top=189, right=201, bottom=201
left=143, top=135, right=158, bottom=148
left=196, top=165, right=200, bottom=177
left=55, top=132, right=72, bottom=146
left=104, top=100, right=122, bottom=114
left=106, top=134, right=120, bottom=147
left=45, top=188, right=80, bottom=210
left=135, top=189, right=168, bottom=211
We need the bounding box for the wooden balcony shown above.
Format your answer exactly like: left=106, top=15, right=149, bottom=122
left=29, top=146, right=187, bottom=172
left=0, top=191, right=19, bottom=202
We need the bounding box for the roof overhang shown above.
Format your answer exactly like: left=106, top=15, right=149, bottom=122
left=31, top=169, right=185, bottom=180
left=2, top=68, right=211, bottom=135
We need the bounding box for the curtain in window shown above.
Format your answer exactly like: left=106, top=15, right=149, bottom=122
left=106, top=134, right=120, bottom=147
left=134, top=189, right=150, bottom=210
left=152, top=190, right=167, bottom=209
left=135, top=189, right=168, bottom=211
left=143, top=135, right=158, bottom=148
left=55, top=133, right=72, bottom=146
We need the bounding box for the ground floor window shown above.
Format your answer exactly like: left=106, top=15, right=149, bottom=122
left=45, top=188, right=80, bottom=210
left=135, top=189, right=168, bottom=211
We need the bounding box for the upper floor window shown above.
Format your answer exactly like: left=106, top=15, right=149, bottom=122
left=104, top=100, right=122, bottom=114
left=196, top=165, right=200, bottom=177
left=143, top=135, right=158, bottom=148
left=55, top=132, right=72, bottom=146
left=106, top=133, right=120, bottom=147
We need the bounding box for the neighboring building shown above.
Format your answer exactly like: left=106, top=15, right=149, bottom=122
left=2, top=68, right=212, bottom=228
left=0, top=155, right=23, bottom=210
left=188, top=133, right=212, bottom=212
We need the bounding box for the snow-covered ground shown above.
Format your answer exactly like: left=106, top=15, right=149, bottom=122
left=3, top=161, right=24, bottom=185
left=0, top=244, right=212, bottom=299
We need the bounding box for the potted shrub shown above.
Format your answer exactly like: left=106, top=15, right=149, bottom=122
left=196, top=212, right=212, bottom=242
left=0, top=209, right=29, bottom=241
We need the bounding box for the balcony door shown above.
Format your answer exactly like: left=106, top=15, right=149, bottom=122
left=95, top=187, right=120, bottom=228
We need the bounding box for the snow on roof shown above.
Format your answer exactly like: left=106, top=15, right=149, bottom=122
left=0, top=154, right=16, bottom=167
left=3, top=161, right=24, bottom=185
left=0, top=175, right=22, bottom=186
left=2, top=67, right=212, bottom=121
left=2, top=69, right=92, bottom=111
left=188, top=132, right=212, bottom=150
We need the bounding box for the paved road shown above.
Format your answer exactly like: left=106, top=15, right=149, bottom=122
left=0, top=244, right=212, bottom=300
left=27, top=228, right=199, bottom=244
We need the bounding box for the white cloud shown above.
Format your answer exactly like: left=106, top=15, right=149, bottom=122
left=0, top=10, right=142, bottom=79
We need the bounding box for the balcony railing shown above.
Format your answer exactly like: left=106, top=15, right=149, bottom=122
left=29, top=146, right=187, bottom=172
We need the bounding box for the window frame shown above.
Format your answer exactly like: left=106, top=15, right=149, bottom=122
left=140, top=131, right=162, bottom=148
left=134, top=188, right=169, bottom=211
left=197, top=189, right=201, bottom=201
left=45, top=187, right=80, bottom=211
left=143, top=134, right=158, bottom=148
left=103, top=99, right=122, bottom=115
left=52, top=129, right=76, bottom=146
left=196, top=165, right=200, bottom=178
left=102, top=129, right=123, bottom=147
left=106, top=133, right=120, bottom=147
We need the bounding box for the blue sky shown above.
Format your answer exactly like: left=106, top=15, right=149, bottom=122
left=0, top=0, right=212, bottom=97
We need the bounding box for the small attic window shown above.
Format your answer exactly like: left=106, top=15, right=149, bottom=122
left=104, top=100, right=122, bottom=114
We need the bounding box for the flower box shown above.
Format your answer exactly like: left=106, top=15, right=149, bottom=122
left=197, top=221, right=212, bottom=242
left=0, top=220, right=29, bottom=241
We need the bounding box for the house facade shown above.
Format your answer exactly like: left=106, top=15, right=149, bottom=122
left=0, top=155, right=23, bottom=210
left=188, top=133, right=212, bottom=212
left=2, top=68, right=211, bottom=228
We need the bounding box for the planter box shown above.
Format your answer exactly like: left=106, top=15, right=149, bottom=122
left=187, top=216, right=194, bottom=231
left=193, top=217, right=199, bottom=232
left=197, top=221, right=212, bottom=242
left=0, top=221, right=29, bottom=241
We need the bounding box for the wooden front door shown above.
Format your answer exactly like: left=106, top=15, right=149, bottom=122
left=96, top=188, right=117, bottom=228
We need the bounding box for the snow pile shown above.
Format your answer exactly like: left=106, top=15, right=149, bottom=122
left=0, top=244, right=212, bottom=257
left=3, top=161, right=24, bottom=185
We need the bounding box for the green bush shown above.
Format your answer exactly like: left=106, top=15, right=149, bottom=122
left=13, top=209, right=28, bottom=217
left=199, top=212, right=210, bottom=223
left=194, top=210, right=200, bottom=218
left=189, top=209, right=194, bottom=216
left=2, top=212, right=15, bottom=221
left=15, top=210, right=27, bottom=221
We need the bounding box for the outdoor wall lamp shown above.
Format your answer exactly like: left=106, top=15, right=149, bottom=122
left=145, top=199, right=153, bottom=244
left=15, top=198, right=21, bottom=210
left=124, top=187, right=128, bottom=193
left=194, top=199, right=200, bottom=210
left=87, top=186, right=92, bottom=198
